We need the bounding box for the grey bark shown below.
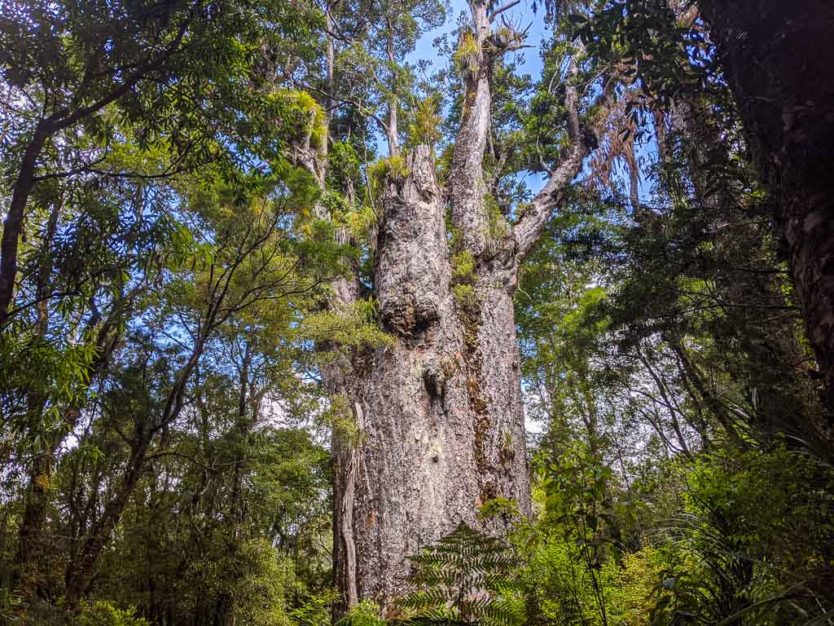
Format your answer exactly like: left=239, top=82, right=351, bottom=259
left=335, top=147, right=532, bottom=608
left=326, top=2, right=593, bottom=612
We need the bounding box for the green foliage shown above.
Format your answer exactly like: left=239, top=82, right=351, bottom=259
left=328, top=141, right=364, bottom=192
left=397, top=522, right=524, bottom=625
left=290, top=591, right=340, bottom=626
left=271, top=89, right=329, bottom=154
left=451, top=246, right=478, bottom=311
left=368, top=156, right=410, bottom=184
left=484, top=193, right=510, bottom=241
left=477, top=497, right=521, bottom=523
left=337, top=600, right=387, bottom=626
left=406, top=95, right=443, bottom=149
left=344, top=204, right=380, bottom=241
left=650, top=446, right=834, bottom=625
left=301, top=300, right=393, bottom=351
left=367, top=155, right=410, bottom=204
left=75, top=601, right=150, bottom=626
left=452, top=284, right=478, bottom=311
left=453, top=31, right=481, bottom=79
left=511, top=8, right=834, bottom=622
left=452, top=250, right=476, bottom=282
left=1, top=1, right=833, bottom=625
left=326, top=393, right=363, bottom=448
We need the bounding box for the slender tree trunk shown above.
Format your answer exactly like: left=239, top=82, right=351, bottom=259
left=384, top=24, right=400, bottom=156
left=698, top=0, right=834, bottom=420
left=63, top=324, right=212, bottom=609
left=12, top=198, right=61, bottom=602
left=216, top=342, right=253, bottom=626
left=14, top=308, right=126, bottom=602
left=64, top=440, right=148, bottom=609
left=0, top=121, right=51, bottom=324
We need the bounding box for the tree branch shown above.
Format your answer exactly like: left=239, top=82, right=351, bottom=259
left=448, top=0, right=493, bottom=257
left=513, top=58, right=587, bottom=260
left=0, top=4, right=199, bottom=325
left=489, top=0, right=520, bottom=19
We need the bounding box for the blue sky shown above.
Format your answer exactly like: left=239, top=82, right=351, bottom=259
left=406, top=0, right=656, bottom=202
left=406, top=0, right=556, bottom=196
left=410, top=0, right=549, bottom=76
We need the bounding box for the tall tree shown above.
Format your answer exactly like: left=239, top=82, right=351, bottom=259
left=0, top=0, right=320, bottom=611
left=696, top=0, right=834, bottom=419
left=0, top=0, right=312, bottom=325
left=318, top=0, right=613, bottom=613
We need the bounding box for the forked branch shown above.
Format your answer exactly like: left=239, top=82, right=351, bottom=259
left=513, top=55, right=606, bottom=260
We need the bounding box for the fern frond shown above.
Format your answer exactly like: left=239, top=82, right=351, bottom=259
left=396, top=522, right=525, bottom=625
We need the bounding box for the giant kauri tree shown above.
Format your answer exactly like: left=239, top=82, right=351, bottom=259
left=310, top=0, right=608, bottom=612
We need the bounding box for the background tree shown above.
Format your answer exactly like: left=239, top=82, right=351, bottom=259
left=696, top=0, right=834, bottom=419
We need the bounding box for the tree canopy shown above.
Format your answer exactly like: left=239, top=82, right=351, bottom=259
left=1, top=0, right=833, bottom=624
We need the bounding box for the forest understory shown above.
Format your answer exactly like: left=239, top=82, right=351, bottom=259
left=1, top=0, right=833, bottom=624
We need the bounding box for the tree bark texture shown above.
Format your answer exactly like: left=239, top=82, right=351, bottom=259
left=698, top=0, right=834, bottom=419
left=328, top=3, right=591, bottom=609
left=0, top=121, right=51, bottom=325
left=332, top=147, right=531, bottom=610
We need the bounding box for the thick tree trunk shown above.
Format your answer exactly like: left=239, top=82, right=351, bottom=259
left=698, top=0, right=834, bottom=419
left=332, top=147, right=530, bottom=610
left=328, top=2, right=594, bottom=612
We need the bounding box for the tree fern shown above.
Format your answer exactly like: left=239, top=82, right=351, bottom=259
left=396, top=522, right=525, bottom=625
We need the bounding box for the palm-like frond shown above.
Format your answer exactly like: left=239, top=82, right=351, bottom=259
left=396, top=522, right=525, bottom=625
